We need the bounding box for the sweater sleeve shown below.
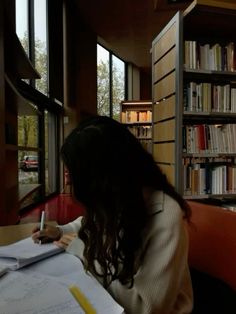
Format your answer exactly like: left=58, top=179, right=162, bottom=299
left=58, top=216, right=83, bottom=234
left=106, top=195, right=193, bottom=314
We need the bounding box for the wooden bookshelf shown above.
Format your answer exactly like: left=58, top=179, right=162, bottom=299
left=120, top=100, right=152, bottom=153
left=152, top=0, right=236, bottom=200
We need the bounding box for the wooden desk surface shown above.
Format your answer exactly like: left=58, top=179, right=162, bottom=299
left=0, top=221, right=57, bottom=246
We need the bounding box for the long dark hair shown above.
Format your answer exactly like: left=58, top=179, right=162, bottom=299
left=61, top=115, right=191, bottom=288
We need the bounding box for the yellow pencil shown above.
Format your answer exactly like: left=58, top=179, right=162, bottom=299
left=69, top=285, right=97, bottom=314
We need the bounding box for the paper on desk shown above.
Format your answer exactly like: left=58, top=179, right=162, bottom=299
left=0, top=271, right=84, bottom=314
left=0, top=265, right=8, bottom=277
left=20, top=252, right=124, bottom=314
left=0, top=237, right=63, bottom=270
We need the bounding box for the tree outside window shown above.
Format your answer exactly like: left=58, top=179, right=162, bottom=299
left=97, top=44, right=125, bottom=121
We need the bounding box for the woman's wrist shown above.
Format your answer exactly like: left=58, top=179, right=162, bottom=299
left=55, top=226, right=63, bottom=240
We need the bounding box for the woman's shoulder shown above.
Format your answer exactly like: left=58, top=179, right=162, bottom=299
left=148, top=191, right=182, bottom=217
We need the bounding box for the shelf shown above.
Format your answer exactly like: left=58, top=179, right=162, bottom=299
left=183, top=0, right=236, bottom=39
left=184, top=112, right=236, bottom=117
left=121, top=100, right=152, bottom=153
left=184, top=193, right=236, bottom=200
left=184, top=69, right=236, bottom=82
left=137, top=137, right=152, bottom=140
left=152, top=1, right=236, bottom=197
left=123, top=122, right=152, bottom=125
left=183, top=153, right=236, bottom=158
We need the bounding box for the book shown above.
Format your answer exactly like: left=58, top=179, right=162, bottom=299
left=0, top=236, right=63, bottom=270
left=0, top=252, right=124, bottom=314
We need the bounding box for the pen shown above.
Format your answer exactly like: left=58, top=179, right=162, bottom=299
left=39, top=210, right=45, bottom=245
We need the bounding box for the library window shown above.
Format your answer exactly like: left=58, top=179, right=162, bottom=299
left=97, top=44, right=125, bottom=120
left=15, top=0, right=60, bottom=210
left=16, top=0, right=48, bottom=95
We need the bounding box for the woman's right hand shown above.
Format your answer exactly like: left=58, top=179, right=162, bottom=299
left=32, top=225, right=62, bottom=244
left=53, top=233, right=77, bottom=250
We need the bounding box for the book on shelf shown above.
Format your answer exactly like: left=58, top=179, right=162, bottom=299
left=184, top=40, right=236, bottom=72
left=0, top=238, right=124, bottom=314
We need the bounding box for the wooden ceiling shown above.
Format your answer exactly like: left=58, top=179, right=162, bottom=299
left=74, top=0, right=192, bottom=73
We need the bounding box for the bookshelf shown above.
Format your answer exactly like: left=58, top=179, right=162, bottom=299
left=152, top=0, right=236, bottom=200
left=0, top=2, right=40, bottom=225
left=120, top=100, right=152, bottom=153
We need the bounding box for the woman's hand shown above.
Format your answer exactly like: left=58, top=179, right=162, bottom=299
left=32, top=225, right=62, bottom=244
left=53, top=233, right=77, bottom=250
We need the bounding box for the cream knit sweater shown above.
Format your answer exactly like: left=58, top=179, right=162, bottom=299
left=62, top=191, right=193, bottom=314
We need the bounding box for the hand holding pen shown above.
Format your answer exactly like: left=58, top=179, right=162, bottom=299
left=32, top=211, right=63, bottom=244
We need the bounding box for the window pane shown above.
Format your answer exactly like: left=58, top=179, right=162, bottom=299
left=45, top=110, right=57, bottom=195
left=18, top=150, right=40, bottom=209
left=97, top=44, right=110, bottom=116
left=18, top=104, right=40, bottom=209
left=34, top=0, right=48, bottom=95
left=112, top=55, right=125, bottom=121
left=15, top=0, right=29, bottom=56
left=18, top=113, right=39, bottom=148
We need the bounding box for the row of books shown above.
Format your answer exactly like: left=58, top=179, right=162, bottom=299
left=184, top=41, right=236, bottom=71
left=184, top=82, right=236, bottom=113
left=121, top=110, right=152, bottom=123
left=183, top=163, right=236, bottom=195
left=183, top=124, right=236, bottom=154
left=127, top=125, right=152, bottom=139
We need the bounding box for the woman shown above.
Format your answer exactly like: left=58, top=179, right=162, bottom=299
left=32, top=115, right=193, bottom=314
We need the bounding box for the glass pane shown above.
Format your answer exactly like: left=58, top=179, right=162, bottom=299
left=97, top=44, right=110, bottom=116
left=34, top=0, right=48, bottom=95
left=18, top=150, right=40, bottom=209
left=112, top=55, right=125, bottom=121
left=45, top=110, right=57, bottom=195
left=15, top=0, right=29, bottom=56
left=18, top=113, right=39, bottom=148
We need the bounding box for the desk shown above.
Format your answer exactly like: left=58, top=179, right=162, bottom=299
left=0, top=221, right=57, bottom=246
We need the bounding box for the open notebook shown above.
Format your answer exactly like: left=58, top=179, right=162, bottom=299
left=0, top=236, right=64, bottom=271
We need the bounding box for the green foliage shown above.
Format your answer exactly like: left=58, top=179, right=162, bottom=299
left=18, top=115, right=38, bottom=158
left=19, top=34, right=48, bottom=95
left=35, top=38, right=48, bottom=95
left=97, top=59, right=125, bottom=120
left=97, top=60, right=110, bottom=116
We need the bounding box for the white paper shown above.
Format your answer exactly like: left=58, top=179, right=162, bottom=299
left=0, top=265, right=8, bottom=277
left=0, top=271, right=84, bottom=314
left=21, top=252, right=124, bottom=314
left=0, top=237, right=63, bottom=269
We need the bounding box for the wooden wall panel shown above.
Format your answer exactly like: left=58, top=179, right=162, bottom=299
left=153, top=142, right=175, bottom=164
left=158, top=164, right=175, bottom=186
left=153, top=47, right=176, bottom=83
left=153, top=71, right=175, bottom=102
left=153, top=119, right=175, bottom=142
left=153, top=23, right=176, bottom=62
left=153, top=95, right=175, bottom=122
